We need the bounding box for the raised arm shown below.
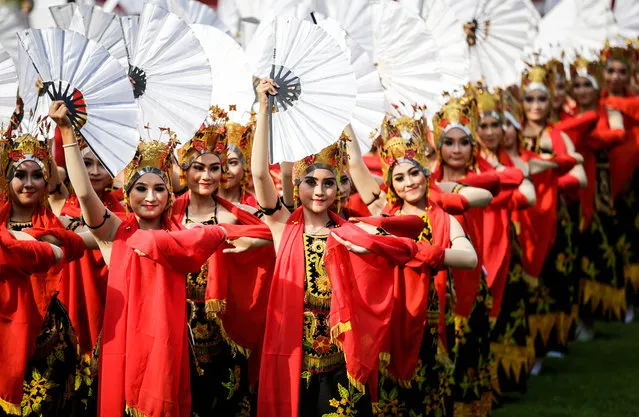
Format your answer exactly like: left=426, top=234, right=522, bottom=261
left=343, top=124, right=386, bottom=216
left=48, top=101, right=121, bottom=242
left=251, top=79, right=289, bottom=244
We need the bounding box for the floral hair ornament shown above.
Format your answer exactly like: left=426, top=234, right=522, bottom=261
left=570, top=55, right=603, bottom=91
left=0, top=115, right=53, bottom=199
left=123, top=127, right=177, bottom=213
left=292, top=134, right=349, bottom=210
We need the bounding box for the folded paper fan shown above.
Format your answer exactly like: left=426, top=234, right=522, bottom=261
left=466, top=0, right=536, bottom=88
left=190, top=24, right=253, bottom=122
left=120, top=14, right=139, bottom=65
left=317, top=18, right=383, bottom=153
left=612, top=0, right=639, bottom=39
left=130, top=2, right=212, bottom=144
left=18, top=28, right=139, bottom=176
left=313, top=0, right=374, bottom=56
left=0, top=45, right=18, bottom=129
left=0, top=5, right=28, bottom=63
left=50, top=3, right=128, bottom=68
left=534, top=0, right=614, bottom=62
left=255, top=17, right=356, bottom=163
left=373, top=0, right=441, bottom=117
left=16, top=42, right=39, bottom=117
left=398, top=0, right=469, bottom=94
left=152, top=0, right=230, bottom=35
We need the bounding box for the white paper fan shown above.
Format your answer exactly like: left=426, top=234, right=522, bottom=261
left=130, top=2, right=212, bottom=143
left=317, top=18, right=383, bottom=153
left=17, top=41, right=40, bottom=118
left=313, top=0, right=374, bottom=56
left=398, top=0, right=469, bottom=94
left=255, top=17, right=356, bottom=163
left=0, top=5, right=28, bottom=63
left=534, top=0, right=614, bottom=62
left=465, top=0, right=536, bottom=88
left=0, top=44, right=18, bottom=129
left=151, top=0, right=231, bottom=35
left=18, top=28, right=139, bottom=176
left=120, top=14, right=139, bottom=65
left=612, top=0, right=639, bottom=39
left=372, top=0, right=441, bottom=117
left=190, top=24, right=253, bottom=122
left=50, top=4, right=129, bottom=69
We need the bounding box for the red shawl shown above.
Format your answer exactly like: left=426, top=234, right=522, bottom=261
left=98, top=215, right=227, bottom=417
left=240, top=191, right=259, bottom=208
left=516, top=128, right=573, bottom=278
left=0, top=202, right=84, bottom=412
left=56, top=192, right=125, bottom=355
left=172, top=193, right=275, bottom=373
left=257, top=208, right=418, bottom=417
left=600, top=93, right=639, bottom=199
left=381, top=205, right=448, bottom=382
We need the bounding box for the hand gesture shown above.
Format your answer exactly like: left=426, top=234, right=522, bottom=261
left=223, top=236, right=271, bottom=254
left=331, top=232, right=371, bottom=254
left=48, top=101, right=73, bottom=130
left=255, top=78, right=279, bottom=113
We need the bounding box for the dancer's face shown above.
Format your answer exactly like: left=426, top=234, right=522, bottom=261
left=477, top=115, right=504, bottom=152
left=298, top=168, right=337, bottom=214
left=440, top=127, right=473, bottom=169
left=604, top=60, right=630, bottom=96
left=391, top=162, right=428, bottom=205
left=129, top=173, right=169, bottom=220
left=523, top=89, right=550, bottom=123
left=223, top=149, right=244, bottom=191
left=186, top=153, right=221, bottom=197
left=84, top=151, right=111, bottom=194
left=572, top=76, right=598, bottom=109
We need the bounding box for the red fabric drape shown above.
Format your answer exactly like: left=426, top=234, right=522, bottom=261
left=257, top=208, right=418, bottom=417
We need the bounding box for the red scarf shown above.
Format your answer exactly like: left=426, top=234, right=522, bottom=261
left=516, top=128, right=572, bottom=278
left=0, top=202, right=83, bottom=411
left=257, top=208, right=418, bottom=417
left=98, top=215, right=226, bottom=417
left=599, top=93, right=639, bottom=199
left=56, top=192, right=125, bottom=354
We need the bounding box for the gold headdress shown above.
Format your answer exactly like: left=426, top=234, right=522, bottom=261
left=601, top=39, right=637, bottom=73
left=467, top=83, right=502, bottom=121
left=521, top=64, right=554, bottom=97
left=432, top=94, right=478, bottom=149
left=546, top=58, right=567, bottom=82
left=378, top=108, right=432, bottom=182
left=123, top=135, right=177, bottom=211
left=292, top=134, right=349, bottom=209
left=177, top=106, right=229, bottom=170
left=0, top=118, right=53, bottom=199
left=570, top=56, right=603, bottom=90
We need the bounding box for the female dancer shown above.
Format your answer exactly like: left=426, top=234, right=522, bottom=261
left=253, top=78, right=423, bottom=417
left=172, top=106, right=274, bottom=416
left=218, top=118, right=259, bottom=207
left=0, top=126, right=85, bottom=416
left=50, top=101, right=233, bottom=417
left=518, top=64, right=586, bottom=374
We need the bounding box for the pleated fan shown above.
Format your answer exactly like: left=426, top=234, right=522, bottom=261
left=373, top=0, right=442, bottom=117
left=50, top=3, right=128, bottom=68
left=120, top=14, right=139, bottom=65
left=313, top=0, right=374, bottom=56
left=317, top=18, right=384, bottom=153
left=18, top=28, right=139, bottom=176
left=190, top=24, right=253, bottom=122
left=0, top=44, right=18, bottom=129
left=611, top=0, right=639, bottom=39
left=152, top=0, right=230, bottom=35
left=129, top=2, right=213, bottom=144
left=0, top=5, right=28, bottom=63
left=253, top=17, right=356, bottom=164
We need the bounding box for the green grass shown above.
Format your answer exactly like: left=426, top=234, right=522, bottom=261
left=492, top=322, right=639, bottom=417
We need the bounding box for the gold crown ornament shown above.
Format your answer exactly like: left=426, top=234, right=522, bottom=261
left=432, top=94, right=478, bottom=149
left=546, top=58, right=567, bottom=83
left=521, top=64, right=555, bottom=97
left=123, top=133, right=177, bottom=212
left=292, top=134, right=349, bottom=209
left=177, top=106, right=230, bottom=170
left=0, top=117, right=53, bottom=200
left=600, top=38, right=637, bottom=72
left=570, top=56, right=603, bottom=90
left=467, top=83, right=503, bottom=122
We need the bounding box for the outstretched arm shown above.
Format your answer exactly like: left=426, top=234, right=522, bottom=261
left=49, top=101, right=121, bottom=242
